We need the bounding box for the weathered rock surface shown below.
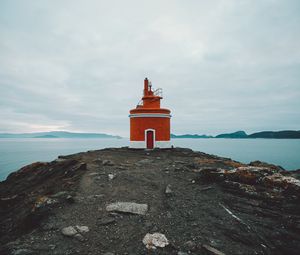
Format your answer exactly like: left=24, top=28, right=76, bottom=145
left=199, top=166, right=300, bottom=200
left=0, top=147, right=299, bottom=254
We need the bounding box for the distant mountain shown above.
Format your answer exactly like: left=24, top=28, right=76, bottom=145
left=171, top=134, right=213, bottom=138
left=172, top=130, right=300, bottom=139
left=2, top=130, right=299, bottom=139
left=34, top=135, right=59, bottom=138
left=248, top=130, right=300, bottom=139
left=0, top=131, right=121, bottom=139
left=216, top=131, right=248, bottom=138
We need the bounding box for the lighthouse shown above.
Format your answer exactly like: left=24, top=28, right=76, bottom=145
left=129, top=78, right=171, bottom=149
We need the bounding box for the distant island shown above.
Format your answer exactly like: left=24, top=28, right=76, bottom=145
left=171, top=134, right=213, bottom=139
left=215, top=131, right=248, bottom=138
left=172, top=130, right=300, bottom=139
left=34, top=135, right=59, bottom=139
left=0, top=131, right=121, bottom=139
left=1, top=130, right=300, bottom=139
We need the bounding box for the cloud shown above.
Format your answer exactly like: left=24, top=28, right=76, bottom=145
left=0, top=0, right=299, bottom=136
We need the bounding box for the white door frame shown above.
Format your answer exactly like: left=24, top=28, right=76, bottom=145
left=144, top=129, right=155, bottom=148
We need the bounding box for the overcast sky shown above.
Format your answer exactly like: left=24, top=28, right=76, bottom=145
left=0, top=0, right=299, bottom=137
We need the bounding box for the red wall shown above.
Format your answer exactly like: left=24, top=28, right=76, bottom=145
left=130, top=117, right=170, bottom=141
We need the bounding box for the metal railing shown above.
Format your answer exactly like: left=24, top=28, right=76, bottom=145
left=136, top=88, right=163, bottom=107
left=153, top=88, right=163, bottom=97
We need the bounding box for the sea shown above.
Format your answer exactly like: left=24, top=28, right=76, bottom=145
left=0, top=138, right=300, bottom=181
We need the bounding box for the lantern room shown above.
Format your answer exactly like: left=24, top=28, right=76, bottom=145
left=129, top=78, right=171, bottom=149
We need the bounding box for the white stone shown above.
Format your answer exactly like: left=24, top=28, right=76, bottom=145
left=61, top=226, right=77, bottom=236
left=75, top=225, right=89, bottom=233
left=143, top=232, right=169, bottom=249
left=108, top=174, right=116, bottom=180
left=165, top=184, right=172, bottom=194
left=106, top=202, right=148, bottom=215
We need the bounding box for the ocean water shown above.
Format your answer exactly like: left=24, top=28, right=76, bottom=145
left=0, top=138, right=299, bottom=181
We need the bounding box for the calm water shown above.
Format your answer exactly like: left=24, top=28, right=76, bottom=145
left=0, top=138, right=299, bottom=181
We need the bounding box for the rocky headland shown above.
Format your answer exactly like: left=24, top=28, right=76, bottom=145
left=0, top=147, right=299, bottom=255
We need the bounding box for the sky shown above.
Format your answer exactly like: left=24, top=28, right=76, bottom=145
left=0, top=0, right=299, bottom=137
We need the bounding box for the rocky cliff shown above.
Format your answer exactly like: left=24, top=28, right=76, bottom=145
left=0, top=147, right=299, bottom=255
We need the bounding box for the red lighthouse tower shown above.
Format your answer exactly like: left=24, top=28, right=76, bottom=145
left=129, top=78, right=171, bottom=149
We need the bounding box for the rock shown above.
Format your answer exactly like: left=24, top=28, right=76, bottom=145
left=165, top=184, right=172, bottom=194
left=55, top=158, right=67, bottom=162
left=61, top=225, right=88, bottom=240
left=249, top=160, right=284, bottom=172
left=135, top=159, right=153, bottom=166
left=178, top=252, right=188, bottom=255
left=202, top=244, right=225, bottom=255
left=106, top=202, right=148, bottom=215
left=51, top=191, right=69, bottom=198
left=108, top=173, right=116, bottom=181
left=33, top=196, right=58, bottom=211
left=48, top=244, right=56, bottom=250
left=41, top=222, right=57, bottom=231
left=223, top=181, right=258, bottom=195
left=88, top=172, right=99, bottom=176
left=142, top=232, right=169, bottom=249
left=75, top=225, right=89, bottom=233
left=263, top=173, right=300, bottom=192
left=109, top=212, right=123, bottom=218
left=61, top=226, right=77, bottom=237
left=233, top=166, right=275, bottom=184
left=0, top=194, right=18, bottom=202
left=66, top=195, right=75, bottom=203
left=199, top=186, right=213, bottom=191
left=151, top=226, right=159, bottom=232
left=184, top=240, right=197, bottom=251
left=144, top=221, right=153, bottom=228
left=97, top=217, right=116, bottom=225
left=94, top=194, right=105, bottom=198
left=12, top=249, right=34, bottom=255
left=115, top=166, right=126, bottom=170
left=74, top=233, right=85, bottom=242
left=199, top=166, right=300, bottom=199
left=92, top=158, right=102, bottom=163
left=102, top=160, right=114, bottom=166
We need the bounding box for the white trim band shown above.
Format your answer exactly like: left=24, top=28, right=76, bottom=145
left=155, top=141, right=171, bottom=148
left=129, top=140, right=171, bottom=149
left=129, top=113, right=171, bottom=118
left=129, top=141, right=145, bottom=149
